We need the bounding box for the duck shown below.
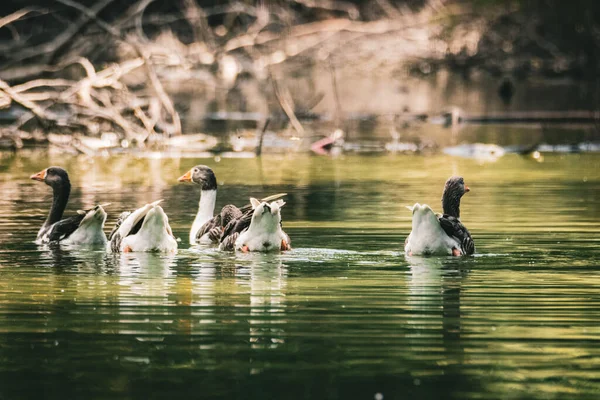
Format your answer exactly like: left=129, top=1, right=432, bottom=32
left=177, top=165, right=285, bottom=245
left=219, top=198, right=291, bottom=252
left=108, top=200, right=177, bottom=252
left=30, top=167, right=107, bottom=245
left=404, top=176, right=474, bottom=256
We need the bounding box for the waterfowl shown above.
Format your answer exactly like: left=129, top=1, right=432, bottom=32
left=177, top=165, right=218, bottom=244
left=108, top=200, right=177, bottom=252
left=177, top=165, right=285, bottom=245
left=220, top=198, right=291, bottom=252
left=404, top=176, right=474, bottom=256
left=30, top=167, right=107, bottom=245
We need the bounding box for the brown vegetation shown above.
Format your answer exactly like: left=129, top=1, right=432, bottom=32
left=0, top=1, right=598, bottom=153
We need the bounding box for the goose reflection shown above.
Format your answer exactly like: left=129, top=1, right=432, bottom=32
left=108, top=252, right=177, bottom=279
left=406, top=256, right=469, bottom=354
left=39, top=244, right=108, bottom=272
left=233, top=254, right=288, bottom=350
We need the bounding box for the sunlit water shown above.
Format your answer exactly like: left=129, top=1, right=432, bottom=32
left=0, top=152, right=599, bottom=399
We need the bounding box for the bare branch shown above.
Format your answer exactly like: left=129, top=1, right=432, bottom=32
left=0, top=79, right=50, bottom=121
left=271, top=73, right=305, bottom=137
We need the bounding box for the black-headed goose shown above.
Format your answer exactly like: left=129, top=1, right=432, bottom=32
left=404, top=176, right=474, bottom=256
left=30, top=167, right=107, bottom=245
left=177, top=165, right=285, bottom=245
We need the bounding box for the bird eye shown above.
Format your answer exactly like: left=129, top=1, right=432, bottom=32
left=193, top=168, right=198, bottom=173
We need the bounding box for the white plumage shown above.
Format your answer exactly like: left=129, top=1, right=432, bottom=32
left=404, top=203, right=461, bottom=256
left=109, top=200, right=177, bottom=253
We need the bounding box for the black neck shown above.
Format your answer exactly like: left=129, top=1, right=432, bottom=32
left=442, top=190, right=461, bottom=218
left=46, top=181, right=71, bottom=226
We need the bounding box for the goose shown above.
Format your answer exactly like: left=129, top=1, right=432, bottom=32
left=404, top=176, right=474, bottom=256
left=108, top=200, right=177, bottom=252
left=219, top=198, right=291, bottom=252
left=177, top=165, right=285, bottom=245
left=30, top=167, right=107, bottom=245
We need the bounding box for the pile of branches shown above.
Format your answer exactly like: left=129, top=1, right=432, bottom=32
left=0, top=57, right=181, bottom=148
left=0, top=0, right=449, bottom=151
left=0, top=1, right=182, bottom=151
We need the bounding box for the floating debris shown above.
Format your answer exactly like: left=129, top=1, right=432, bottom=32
left=536, top=142, right=600, bottom=153
left=230, top=130, right=299, bottom=153
left=311, top=129, right=344, bottom=155
left=443, top=143, right=506, bottom=161
left=164, top=133, right=218, bottom=153
left=384, top=141, right=419, bottom=153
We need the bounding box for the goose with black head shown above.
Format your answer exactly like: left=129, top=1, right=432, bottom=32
left=30, top=167, right=107, bottom=245
left=404, top=176, right=474, bottom=256
left=178, top=165, right=285, bottom=245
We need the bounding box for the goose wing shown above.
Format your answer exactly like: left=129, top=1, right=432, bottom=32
left=195, top=204, right=243, bottom=243
left=195, top=214, right=221, bottom=243
left=219, top=210, right=253, bottom=250
left=238, top=193, right=287, bottom=213
left=45, top=214, right=85, bottom=242
left=109, top=200, right=162, bottom=252
left=108, top=211, right=131, bottom=241
left=108, top=211, right=132, bottom=252
left=45, top=203, right=107, bottom=243
left=438, top=214, right=475, bottom=255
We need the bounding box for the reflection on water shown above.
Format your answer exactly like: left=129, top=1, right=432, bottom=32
left=0, top=153, right=599, bottom=399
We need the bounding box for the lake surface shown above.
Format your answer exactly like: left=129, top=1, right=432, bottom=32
left=0, top=151, right=599, bottom=399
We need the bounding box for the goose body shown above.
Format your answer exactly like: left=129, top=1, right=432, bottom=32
left=404, top=176, right=474, bottom=256
left=178, top=165, right=285, bottom=246
left=31, top=167, right=107, bottom=245
left=109, top=200, right=177, bottom=252
left=54, top=206, right=108, bottom=245
left=404, top=203, right=461, bottom=256
left=220, top=198, right=291, bottom=252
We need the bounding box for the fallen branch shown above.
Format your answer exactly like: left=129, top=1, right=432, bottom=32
left=271, top=73, right=305, bottom=137
left=255, top=118, right=271, bottom=157
left=56, top=0, right=181, bottom=135
left=0, top=8, right=44, bottom=30
left=0, top=79, right=51, bottom=122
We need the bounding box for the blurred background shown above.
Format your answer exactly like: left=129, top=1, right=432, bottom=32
left=0, top=0, right=599, bottom=158
left=1, top=3, right=600, bottom=399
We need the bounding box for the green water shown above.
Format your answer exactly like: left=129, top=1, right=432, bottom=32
left=0, top=152, right=599, bottom=399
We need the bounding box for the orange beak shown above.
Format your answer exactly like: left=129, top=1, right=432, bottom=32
left=465, top=185, right=470, bottom=192
left=177, top=170, right=193, bottom=182
left=30, top=169, right=47, bottom=182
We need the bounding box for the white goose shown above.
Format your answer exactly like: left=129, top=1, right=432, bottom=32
left=404, top=176, right=475, bottom=256
left=219, top=198, right=291, bottom=252
left=30, top=167, right=107, bottom=245
left=108, top=200, right=177, bottom=252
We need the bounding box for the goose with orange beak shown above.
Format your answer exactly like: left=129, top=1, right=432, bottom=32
left=404, top=176, right=474, bottom=256
left=30, top=166, right=107, bottom=245
left=177, top=165, right=285, bottom=246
